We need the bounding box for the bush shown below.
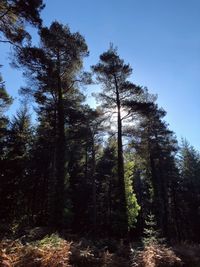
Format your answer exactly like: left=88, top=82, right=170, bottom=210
left=131, top=244, right=182, bottom=267
left=0, top=234, right=71, bottom=267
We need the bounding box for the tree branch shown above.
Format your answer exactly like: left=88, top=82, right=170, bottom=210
left=121, top=110, right=132, bottom=121
left=0, top=6, right=11, bottom=20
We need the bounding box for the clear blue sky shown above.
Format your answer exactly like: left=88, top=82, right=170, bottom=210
left=1, top=0, right=200, bottom=150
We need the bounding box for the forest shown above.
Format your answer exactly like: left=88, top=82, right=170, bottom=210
left=0, top=1, right=200, bottom=267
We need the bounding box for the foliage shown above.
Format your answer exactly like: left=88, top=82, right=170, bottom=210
left=34, top=233, right=66, bottom=248
left=0, top=0, right=44, bottom=44
left=0, top=235, right=71, bottom=267
left=14, top=21, right=89, bottom=228
left=129, top=102, right=180, bottom=239
left=142, top=213, right=165, bottom=246
left=0, top=0, right=200, bottom=246
left=92, top=45, right=144, bottom=235
left=4, top=236, right=200, bottom=267
left=0, top=75, right=12, bottom=114
left=0, top=236, right=130, bottom=267
left=124, top=159, right=140, bottom=230
left=131, top=244, right=182, bottom=267
left=176, top=139, right=200, bottom=241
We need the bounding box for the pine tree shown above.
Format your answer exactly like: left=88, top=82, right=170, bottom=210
left=95, top=138, right=118, bottom=236
left=0, top=0, right=44, bottom=44
left=142, top=213, right=165, bottom=246
left=177, top=139, right=200, bottom=241
left=0, top=73, right=12, bottom=223
left=14, top=22, right=89, bottom=228
left=0, top=105, right=33, bottom=224
left=92, top=46, right=142, bottom=235
left=129, top=101, right=179, bottom=239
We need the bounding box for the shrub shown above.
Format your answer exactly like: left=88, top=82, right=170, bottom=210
left=131, top=244, right=182, bottom=267
left=0, top=234, right=71, bottom=267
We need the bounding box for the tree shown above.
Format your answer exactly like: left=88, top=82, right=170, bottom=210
left=0, top=73, right=12, bottom=222
left=0, top=105, right=33, bottom=224
left=92, top=46, right=142, bottom=235
left=0, top=72, right=12, bottom=111
left=124, top=154, right=140, bottom=231
left=15, top=21, right=89, bottom=228
left=78, top=106, right=105, bottom=235
left=27, top=108, right=58, bottom=226
left=0, top=72, right=12, bottom=143
left=95, top=138, right=118, bottom=236
left=129, top=102, right=179, bottom=239
left=142, top=213, right=165, bottom=246
left=62, top=105, right=105, bottom=234
left=0, top=0, right=44, bottom=44
left=177, top=139, right=200, bottom=241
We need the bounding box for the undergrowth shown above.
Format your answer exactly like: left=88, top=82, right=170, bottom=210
left=131, top=244, right=182, bottom=267
left=1, top=234, right=200, bottom=267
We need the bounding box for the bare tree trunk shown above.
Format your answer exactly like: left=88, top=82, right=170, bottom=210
left=91, top=136, right=97, bottom=236
left=54, top=50, right=66, bottom=229
left=115, top=75, right=128, bottom=236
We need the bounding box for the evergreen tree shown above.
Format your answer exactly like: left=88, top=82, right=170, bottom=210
left=142, top=213, right=165, bottom=246
left=0, top=0, right=44, bottom=44
left=92, top=46, right=142, bottom=235
left=0, top=105, right=33, bottom=224
left=0, top=73, right=12, bottom=223
left=95, top=138, right=118, bottom=236
left=0, top=73, right=12, bottom=153
left=14, top=22, right=89, bottom=228
left=177, top=139, right=200, bottom=241
left=124, top=154, right=140, bottom=231
left=129, top=101, right=179, bottom=239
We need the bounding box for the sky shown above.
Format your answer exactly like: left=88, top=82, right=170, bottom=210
left=1, top=0, right=200, bottom=150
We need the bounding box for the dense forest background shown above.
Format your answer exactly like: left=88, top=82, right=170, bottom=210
left=1, top=0, right=200, bottom=247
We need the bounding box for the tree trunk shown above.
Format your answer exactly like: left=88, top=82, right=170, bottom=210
left=54, top=50, right=66, bottom=229
left=114, top=75, right=128, bottom=236
left=91, top=136, right=97, bottom=236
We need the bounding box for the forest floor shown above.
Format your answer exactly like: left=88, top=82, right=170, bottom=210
left=0, top=228, right=200, bottom=267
